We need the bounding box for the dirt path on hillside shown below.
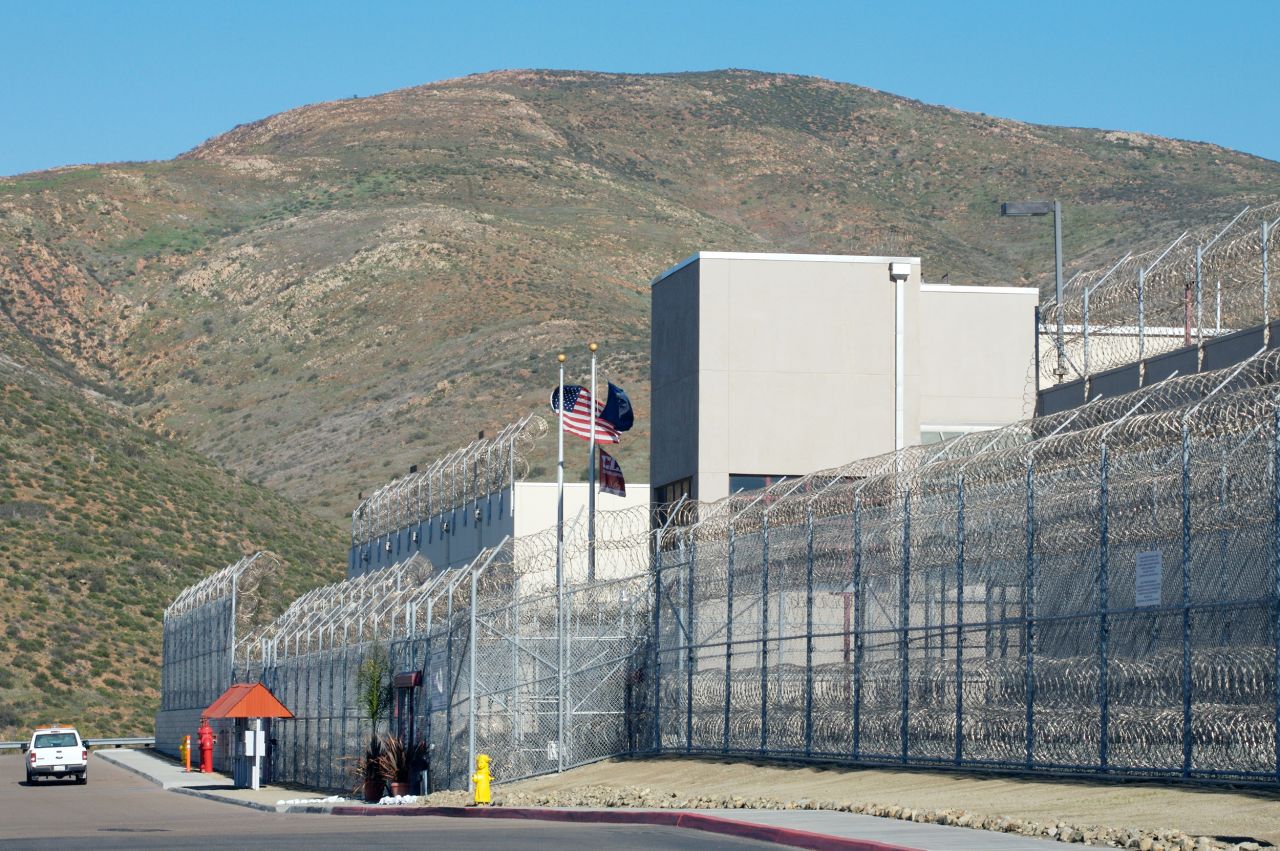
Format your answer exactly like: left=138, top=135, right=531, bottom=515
left=500, top=757, right=1280, bottom=846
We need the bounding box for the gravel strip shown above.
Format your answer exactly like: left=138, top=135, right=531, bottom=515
left=410, top=783, right=1273, bottom=851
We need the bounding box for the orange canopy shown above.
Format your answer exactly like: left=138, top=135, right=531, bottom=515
left=203, top=683, right=294, bottom=720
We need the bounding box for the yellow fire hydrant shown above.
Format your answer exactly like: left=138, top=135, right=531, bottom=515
left=471, top=753, right=492, bottom=805
left=179, top=735, right=191, bottom=772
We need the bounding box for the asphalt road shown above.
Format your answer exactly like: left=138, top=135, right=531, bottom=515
left=0, top=756, right=773, bottom=850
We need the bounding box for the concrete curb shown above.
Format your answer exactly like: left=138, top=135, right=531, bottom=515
left=323, top=804, right=923, bottom=851
left=170, top=785, right=280, bottom=812
left=96, top=750, right=923, bottom=849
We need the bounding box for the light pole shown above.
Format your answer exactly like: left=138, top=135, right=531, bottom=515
left=1002, top=200, right=1066, bottom=383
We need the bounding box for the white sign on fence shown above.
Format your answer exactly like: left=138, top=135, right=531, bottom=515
left=1135, top=550, right=1163, bottom=608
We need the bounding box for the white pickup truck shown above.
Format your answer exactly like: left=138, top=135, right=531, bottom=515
left=25, top=726, right=88, bottom=784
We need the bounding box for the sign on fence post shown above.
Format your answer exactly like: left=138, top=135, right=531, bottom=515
left=1135, top=550, right=1163, bottom=608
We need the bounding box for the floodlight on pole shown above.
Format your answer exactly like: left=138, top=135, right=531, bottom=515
left=1002, top=199, right=1066, bottom=383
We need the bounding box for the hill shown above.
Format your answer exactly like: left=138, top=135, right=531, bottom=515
left=2, top=67, right=1279, bottom=524
left=0, top=315, right=344, bottom=738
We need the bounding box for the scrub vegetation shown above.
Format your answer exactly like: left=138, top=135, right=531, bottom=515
left=1, top=68, right=1279, bottom=736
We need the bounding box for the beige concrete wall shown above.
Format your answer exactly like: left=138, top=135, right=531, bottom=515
left=515, top=481, right=653, bottom=582
left=919, top=285, right=1039, bottom=426
left=514, top=481, right=651, bottom=539
left=692, top=254, right=920, bottom=502
left=650, top=253, right=1037, bottom=506
left=1041, top=326, right=1189, bottom=386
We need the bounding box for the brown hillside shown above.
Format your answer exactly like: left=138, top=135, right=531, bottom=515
left=2, top=68, right=1278, bottom=524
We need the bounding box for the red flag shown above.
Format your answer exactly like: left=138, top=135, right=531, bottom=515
left=549, top=385, right=621, bottom=443
left=598, top=448, right=626, bottom=497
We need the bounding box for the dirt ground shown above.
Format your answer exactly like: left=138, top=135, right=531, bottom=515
left=503, top=757, right=1280, bottom=846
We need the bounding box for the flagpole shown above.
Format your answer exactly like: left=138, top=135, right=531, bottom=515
left=587, top=342, right=598, bottom=583
left=556, top=354, right=566, bottom=585
left=555, top=351, right=566, bottom=772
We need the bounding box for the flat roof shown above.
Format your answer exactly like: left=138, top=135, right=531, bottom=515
left=921, top=283, right=1039, bottom=295
left=650, top=251, right=922, bottom=287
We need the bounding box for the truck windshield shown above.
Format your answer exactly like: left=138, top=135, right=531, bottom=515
left=34, top=733, right=77, bottom=748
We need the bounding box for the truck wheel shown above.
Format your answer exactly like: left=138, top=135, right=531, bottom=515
left=76, top=774, right=87, bottom=785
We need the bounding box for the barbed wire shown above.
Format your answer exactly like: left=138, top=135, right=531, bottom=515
left=1041, top=201, right=1280, bottom=385
left=164, top=551, right=282, bottom=631
left=350, top=414, right=548, bottom=545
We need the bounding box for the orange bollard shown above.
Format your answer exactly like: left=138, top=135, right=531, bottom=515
left=181, top=735, right=191, bottom=772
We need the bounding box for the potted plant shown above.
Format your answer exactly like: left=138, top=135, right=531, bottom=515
left=354, top=655, right=391, bottom=802
left=376, top=734, right=428, bottom=797
left=352, top=735, right=384, bottom=802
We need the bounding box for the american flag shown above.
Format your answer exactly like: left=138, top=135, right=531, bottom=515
left=549, top=385, right=621, bottom=443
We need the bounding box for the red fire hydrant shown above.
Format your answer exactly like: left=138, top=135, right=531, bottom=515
left=197, top=718, right=215, bottom=774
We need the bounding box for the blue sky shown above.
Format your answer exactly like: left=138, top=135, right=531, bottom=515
left=2, top=0, right=1277, bottom=177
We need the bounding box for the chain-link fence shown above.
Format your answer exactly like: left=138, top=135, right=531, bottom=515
left=155, top=552, right=281, bottom=760
left=162, top=349, right=1280, bottom=789
left=651, top=350, right=1280, bottom=781
left=227, top=507, right=654, bottom=793
left=1042, top=202, right=1280, bottom=386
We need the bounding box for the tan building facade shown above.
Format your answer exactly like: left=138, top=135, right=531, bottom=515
left=650, top=252, right=1037, bottom=505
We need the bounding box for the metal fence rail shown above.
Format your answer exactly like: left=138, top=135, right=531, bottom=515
left=0, top=737, right=155, bottom=751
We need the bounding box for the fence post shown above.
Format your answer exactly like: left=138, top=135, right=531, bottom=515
left=1195, top=245, right=1204, bottom=345
left=1083, top=289, right=1090, bottom=377
left=852, top=495, right=863, bottom=760
left=1099, top=441, right=1111, bottom=772
left=340, top=644, right=349, bottom=791
left=421, top=610, right=433, bottom=790
left=512, top=578, right=523, bottom=760
left=303, top=635, right=312, bottom=786
left=1264, top=221, right=1272, bottom=336
left=1273, top=402, right=1280, bottom=781
left=900, top=487, right=911, bottom=763
left=468, top=562, right=478, bottom=790
left=445, top=581, right=456, bottom=785
left=724, top=525, right=735, bottom=753
left=686, top=536, right=696, bottom=754
left=1181, top=423, right=1193, bottom=777
left=1138, top=267, right=1146, bottom=361
left=1024, top=456, right=1036, bottom=769
left=647, top=498, right=691, bottom=757
left=805, top=507, right=816, bottom=757
left=563, top=579, right=574, bottom=772
left=954, top=473, right=965, bottom=766
left=229, top=573, right=238, bottom=694
left=652, top=542, right=663, bottom=754
left=760, top=506, right=771, bottom=753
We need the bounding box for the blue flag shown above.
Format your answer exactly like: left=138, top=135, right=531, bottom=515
left=599, top=382, right=634, bottom=432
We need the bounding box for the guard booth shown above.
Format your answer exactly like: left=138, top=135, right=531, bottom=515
left=204, top=683, right=294, bottom=790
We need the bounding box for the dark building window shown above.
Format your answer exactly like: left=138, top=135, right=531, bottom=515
left=728, top=474, right=792, bottom=494
left=653, top=476, right=693, bottom=529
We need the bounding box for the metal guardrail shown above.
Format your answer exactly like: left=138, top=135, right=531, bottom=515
left=0, top=737, right=154, bottom=751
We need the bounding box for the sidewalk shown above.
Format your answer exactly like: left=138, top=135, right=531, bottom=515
left=95, top=748, right=339, bottom=812
left=97, top=749, right=1063, bottom=850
